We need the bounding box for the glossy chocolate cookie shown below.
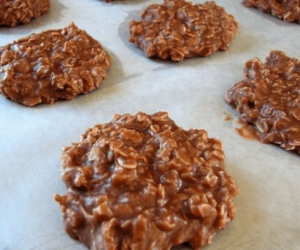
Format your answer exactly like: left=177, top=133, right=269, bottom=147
left=54, top=112, right=239, bottom=250
left=243, top=0, right=300, bottom=23
left=0, top=0, right=50, bottom=27
left=0, top=23, right=111, bottom=106
left=226, top=51, right=300, bottom=153
left=129, top=0, right=238, bottom=61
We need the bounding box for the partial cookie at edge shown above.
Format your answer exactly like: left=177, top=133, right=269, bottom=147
left=243, top=0, right=300, bottom=23
left=0, top=0, right=50, bottom=27
left=225, top=50, right=300, bottom=153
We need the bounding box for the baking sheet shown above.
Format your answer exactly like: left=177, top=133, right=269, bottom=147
left=0, top=0, right=300, bottom=249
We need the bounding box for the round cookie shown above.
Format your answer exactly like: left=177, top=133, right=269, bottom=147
left=0, top=23, right=111, bottom=106
left=225, top=51, right=300, bottom=153
left=54, top=112, right=239, bottom=250
left=128, top=0, right=238, bottom=61
left=243, top=0, right=300, bottom=23
left=0, top=0, right=50, bottom=27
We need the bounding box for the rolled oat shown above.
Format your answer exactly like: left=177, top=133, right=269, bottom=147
left=54, top=112, right=239, bottom=250
left=0, top=22, right=111, bottom=106
left=129, top=0, right=238, bottom=61
left=0, top=0, right=50, bottom=27
left=243, top=0, right=300, bottom=23
left=225, top=51, right=300, bottom=153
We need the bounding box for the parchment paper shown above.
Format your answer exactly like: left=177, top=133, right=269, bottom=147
left=0, top=0, right=300, bottom=249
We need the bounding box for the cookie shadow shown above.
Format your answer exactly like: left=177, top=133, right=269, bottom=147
left=118, top=10, right=206, bottom=70
left=23, top=0, right=67, bottom=29
left=206, top=161, right=264, bottom=250
left=150, top=34, right=250, bottom=72
left=0, top=0, right=66, bottom=36
left=168, top=161, right=264, bottom=250
left=100, top=48, right=142, bottom=91
left=51, top=48, right=141, bottom=109
left=222, top=25, right=255, bottom=58
left=118, top=9, right=254, bottom=71
left=0, top=46, right=140, bottom=110
left=118, top=9, right=147, bottom=59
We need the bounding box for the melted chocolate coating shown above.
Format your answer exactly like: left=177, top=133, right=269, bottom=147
left=55, top=112, right=239, bottom=250
left=0, top=0, right=50, bottom=27
left=128, top=0, right=238, bottom=61
left=226, top=51, right=300, bottom=153
left=243, top=0, right=300, bottom=23
left=0, top=23, right=111, bottom=106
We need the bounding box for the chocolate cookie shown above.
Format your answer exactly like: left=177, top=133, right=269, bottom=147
left=54, top=112, right=239, bottom=250
left=225, top=51, right=300, bottom=153
left=128, top=0, right=238, bottom=61
left=0, top=0, right=50, bottom=27
left=243, top=0, right=300, bottom=23
left=0, top=23, right=111, bottom=106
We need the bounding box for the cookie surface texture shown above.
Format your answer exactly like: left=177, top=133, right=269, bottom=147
left=0, top=23, right=111, bottom=106
left=225, top=51, right=300, bottom=153
left=54, top=112, right=239, bottom=250
left=129, top=0, right=238, bottom=61
left=243, top=0, right=300, bottom=23
left=0, top=0, right=50, bottom=27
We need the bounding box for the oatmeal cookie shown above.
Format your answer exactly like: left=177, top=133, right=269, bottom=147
left=54, top=112, right=239, bottom=250
left=243, top=0, right=300, bottom=23
left=129, top=0, right=238, bottom=61
left=226, top=51, right=300, bottom=153
left=0, top=0, right=50, bottom=27
left=0, top=23, right=111, bottom=106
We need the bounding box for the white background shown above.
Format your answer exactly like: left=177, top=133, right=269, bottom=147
left=0, top=0, right=299, bottom=249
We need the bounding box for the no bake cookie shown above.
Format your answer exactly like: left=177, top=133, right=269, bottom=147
left=0, top=0, right=50, bottom=27
left=129, top=0, right=238, bottom=61
left=54, top=112, right=239, bottom=250
left=226, top=51, right=300, bottom=153
left=0, top=23, right=111, bottom=106
left=243, top=0, right=300, bottom=23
